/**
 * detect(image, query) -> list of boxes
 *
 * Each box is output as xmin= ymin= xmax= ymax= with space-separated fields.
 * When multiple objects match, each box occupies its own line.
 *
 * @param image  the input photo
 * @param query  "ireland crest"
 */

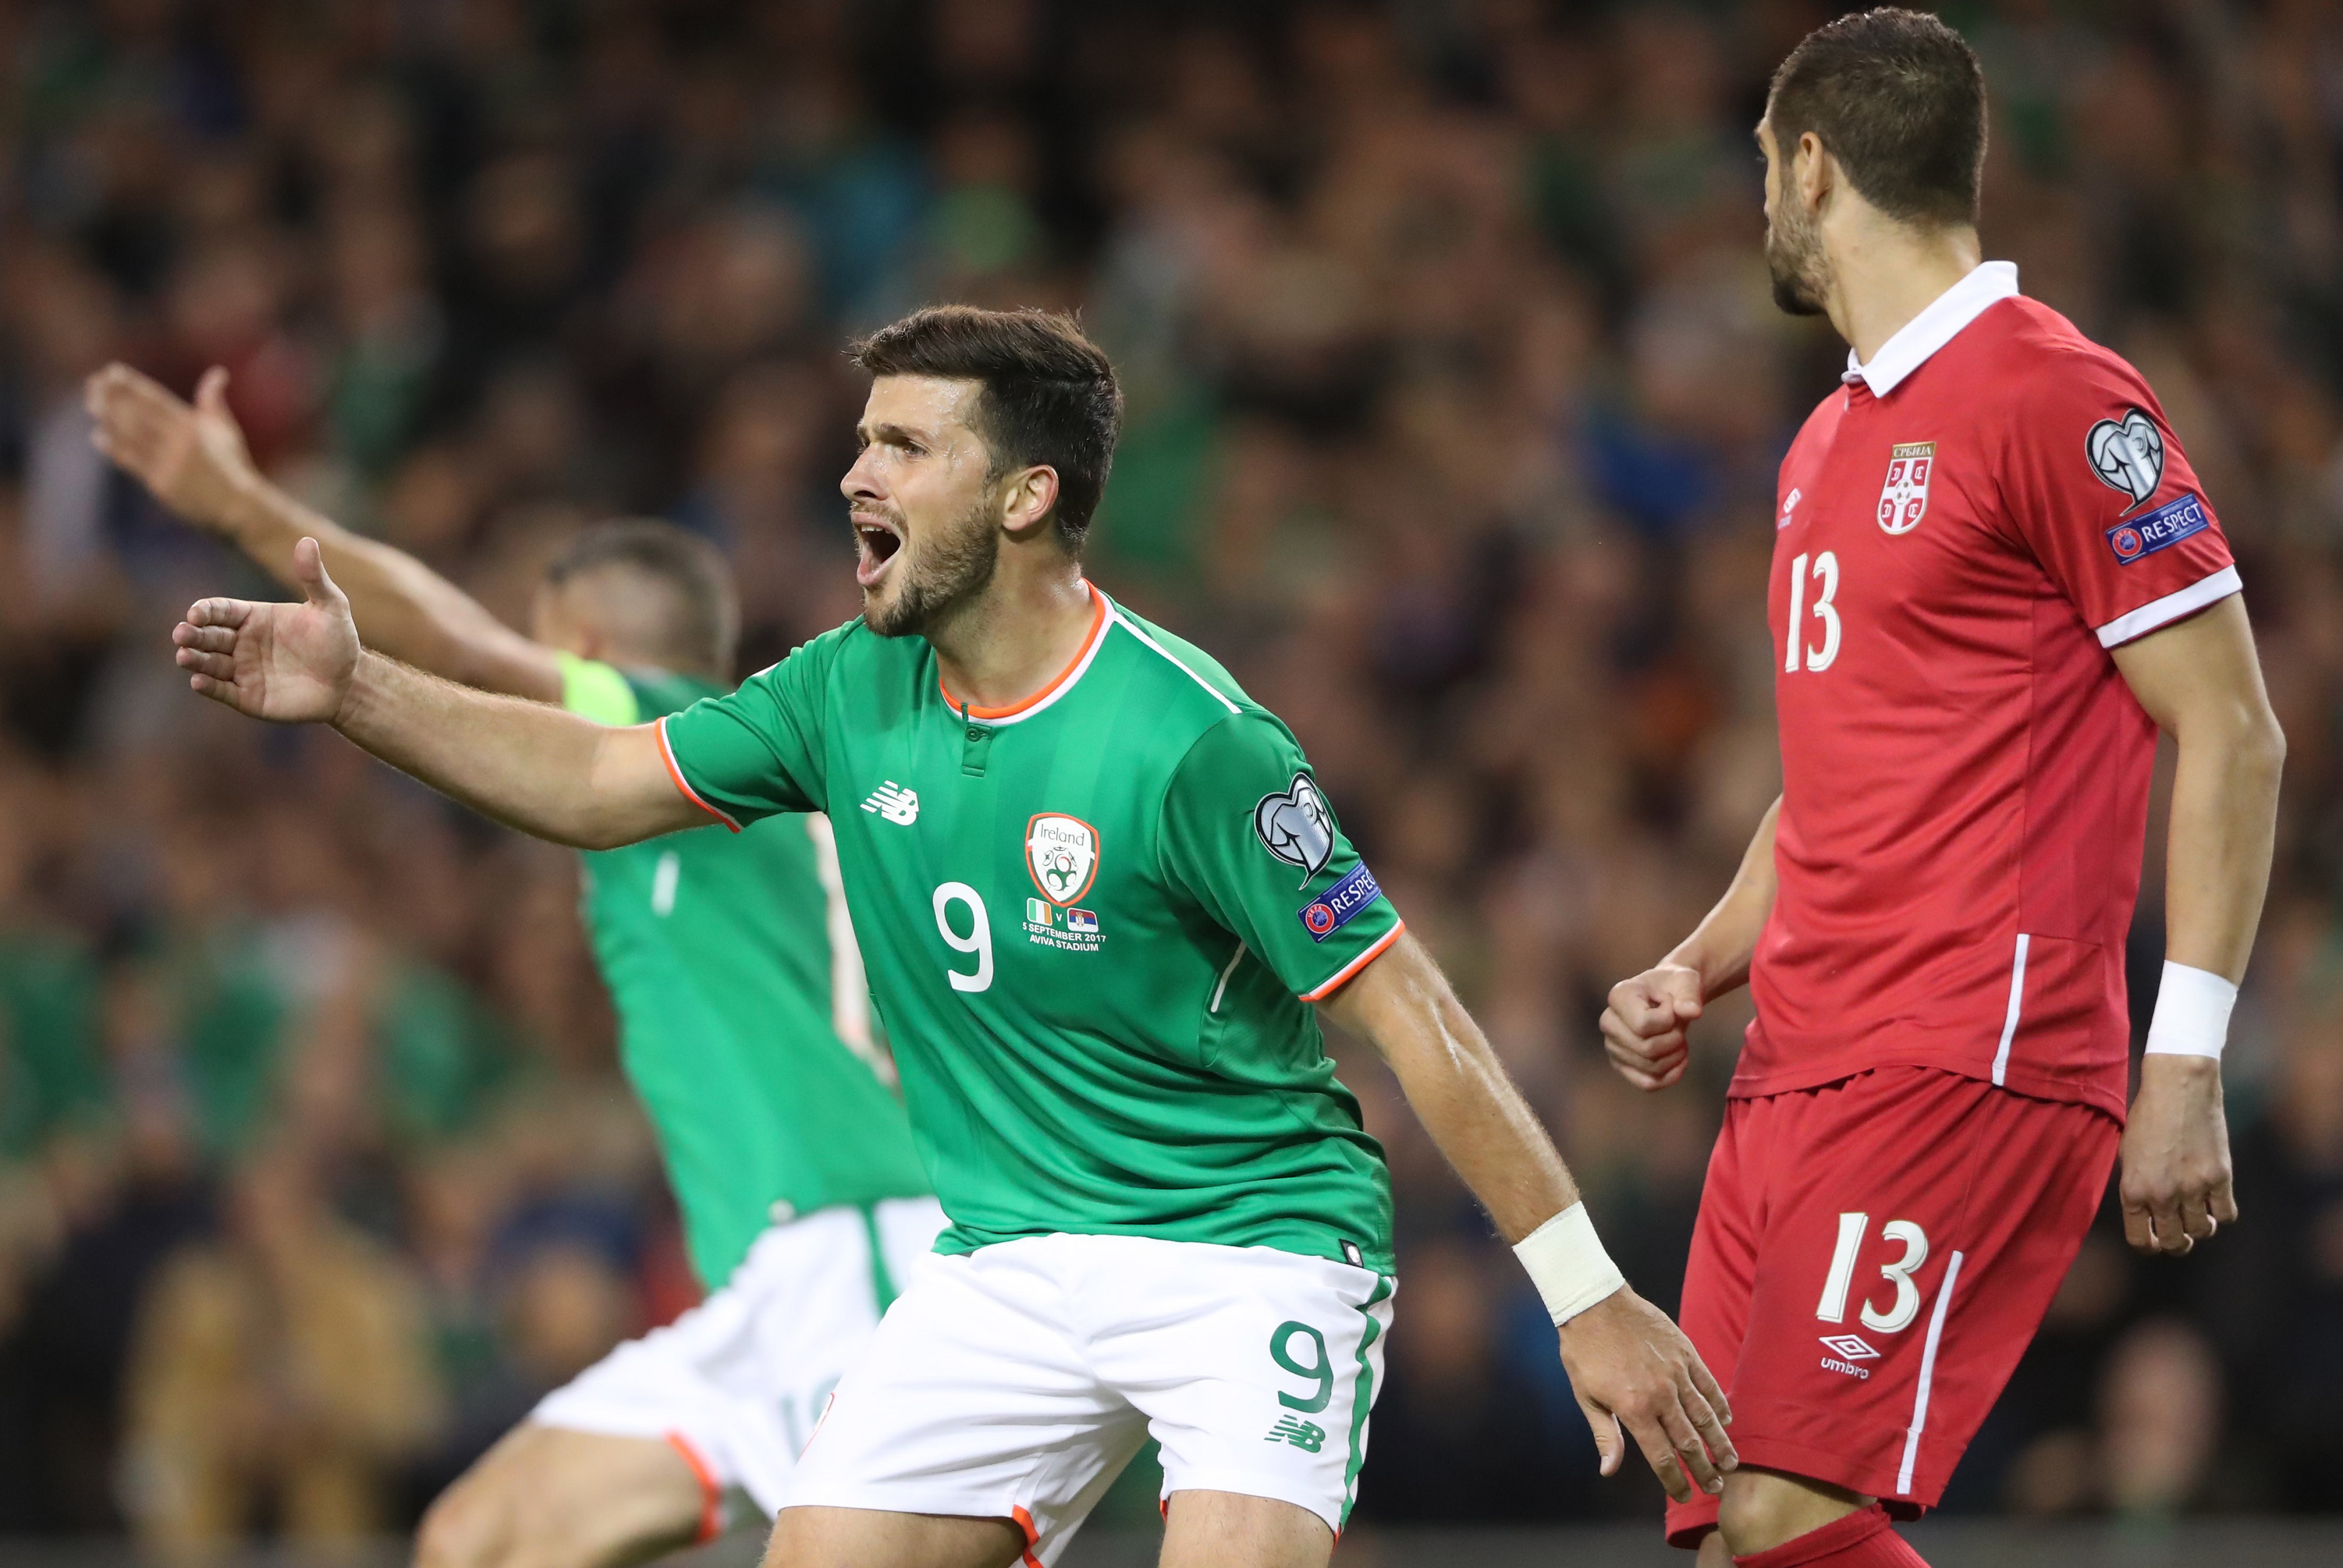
xmin=1026 ymin=814 xmax=1100 ymax=906
xmin=1877 ymin=442 xmax=1935 ymax=534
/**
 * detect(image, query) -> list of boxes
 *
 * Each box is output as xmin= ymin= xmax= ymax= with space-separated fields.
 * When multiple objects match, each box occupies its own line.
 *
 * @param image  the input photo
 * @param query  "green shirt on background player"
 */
xmin=658 ymin=586 xmax=1398 ymax=1271
xmin=560 ymin=655 xmax=926 ymax=1286
xmin=88 ymin=359 xmax=940 ymax=1567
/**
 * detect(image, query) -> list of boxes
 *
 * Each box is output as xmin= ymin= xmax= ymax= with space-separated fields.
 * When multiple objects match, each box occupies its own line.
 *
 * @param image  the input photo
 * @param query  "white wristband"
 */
xmin=1513 ymin=1202 xmax=1627 ymax=1326
xmin=2142 ymin=961 xmax=2237 ymax=1061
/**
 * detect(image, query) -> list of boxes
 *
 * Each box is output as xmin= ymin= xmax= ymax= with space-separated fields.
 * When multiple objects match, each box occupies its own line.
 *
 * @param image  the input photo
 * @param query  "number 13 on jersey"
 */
xmin=1784 ymin=550 xmax=1841 ymax=674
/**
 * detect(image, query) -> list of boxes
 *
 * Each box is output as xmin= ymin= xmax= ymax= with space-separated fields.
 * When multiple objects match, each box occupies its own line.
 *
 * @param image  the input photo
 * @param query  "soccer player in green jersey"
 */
xmin=153 ymin=308 xmax=1736 ymax=1568
xmin=87 ymin=365 xmax=943 ymax=1568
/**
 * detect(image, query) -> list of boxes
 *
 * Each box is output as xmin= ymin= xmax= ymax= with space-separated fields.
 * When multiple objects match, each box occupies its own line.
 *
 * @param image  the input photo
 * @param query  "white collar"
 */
xmin=1842 ymin=261 xmax=2020 ymax=397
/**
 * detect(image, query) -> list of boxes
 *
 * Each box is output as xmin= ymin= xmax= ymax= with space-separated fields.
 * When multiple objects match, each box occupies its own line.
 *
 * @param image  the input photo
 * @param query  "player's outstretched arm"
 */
xmin=2109 ymin=595 xmax=2285 ymax=1255
xmin=89 ymin=363 xmax=561 ymax=702
xmin=1600 ymin=796 xmax=1780 ymax=1091
xmin=1320 ymin=933 xmax=1736 ymax=1502
xmin=173 ymin=539 xmax=699 ymax=849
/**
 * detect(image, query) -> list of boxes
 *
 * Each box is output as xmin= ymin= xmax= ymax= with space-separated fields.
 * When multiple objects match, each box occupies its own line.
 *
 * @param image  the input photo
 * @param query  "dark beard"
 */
xmin=863 ymin=500 xmax=1000 ymax=638
xmin=1766 ymin=213 xmax=1827 ymax=318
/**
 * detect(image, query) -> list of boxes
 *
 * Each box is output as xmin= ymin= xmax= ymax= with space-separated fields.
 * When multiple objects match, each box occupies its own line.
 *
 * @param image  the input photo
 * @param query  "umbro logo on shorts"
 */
xmin=1819 ymin=1333 xmax=1878 ymax=1379
xmin=861 ymin=781 xmax=919 ymax=825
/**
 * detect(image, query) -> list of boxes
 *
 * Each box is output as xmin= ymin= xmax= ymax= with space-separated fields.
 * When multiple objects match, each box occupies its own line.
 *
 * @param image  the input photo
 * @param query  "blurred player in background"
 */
xmin=1600 ymin=11 xmax=2285 ymax=1567
xmin=156 ymin=305 xmax=1736 ymax=1568
xmin=86 ymin=364 xmax=943 ymax=1568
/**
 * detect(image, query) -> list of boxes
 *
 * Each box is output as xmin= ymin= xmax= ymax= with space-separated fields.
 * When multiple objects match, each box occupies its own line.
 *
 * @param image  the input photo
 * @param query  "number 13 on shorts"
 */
xmin=1817 ymin=1213 xmax=1931 ymax=1335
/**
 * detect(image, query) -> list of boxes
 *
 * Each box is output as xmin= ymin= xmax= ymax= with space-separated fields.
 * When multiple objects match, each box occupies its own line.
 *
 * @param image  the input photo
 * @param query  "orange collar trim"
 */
xmin=939 ymin=583 xmax=1108 ymax=722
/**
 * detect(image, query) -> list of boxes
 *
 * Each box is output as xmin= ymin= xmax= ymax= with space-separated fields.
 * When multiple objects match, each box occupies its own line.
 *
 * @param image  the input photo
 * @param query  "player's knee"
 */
xmin=1716 ymin=1470 xmax=1868 ymax=1557
xmin=415 ymin=1482 xmax=504 ymax=1568
xmin=416 ymin=1470 xmax=579 ymax=1568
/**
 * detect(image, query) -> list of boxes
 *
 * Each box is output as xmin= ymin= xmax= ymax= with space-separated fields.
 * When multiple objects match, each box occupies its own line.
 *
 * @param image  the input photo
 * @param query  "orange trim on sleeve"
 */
xmin=654 ymin=716 xmax=742 ymax=832
xmin=1299 ymin=921 xmax=1405 ymax=1003
xmin=1011 ymin=1505 xmax=1045 ymax=1568
xmin=663 ymin=1430 xmax=725 ymax=1544
xmin=940 ymin=584 xmax=1107 ymax=719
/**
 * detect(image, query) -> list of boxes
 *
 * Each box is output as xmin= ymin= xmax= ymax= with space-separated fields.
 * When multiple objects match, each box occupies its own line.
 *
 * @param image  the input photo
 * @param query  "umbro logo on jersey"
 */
xmin=1254 ymin=773 xmax=1335 ymax=888
xmin=1876 ymin=443 xmax=1934 ymax=535
xmin=1779 ymin=488 xmax=1801 ymax=530
xmin=2088 ymin=407 xmax=2165 ymax=508
xmin=861 ymin=782 xmax=919 ymax=825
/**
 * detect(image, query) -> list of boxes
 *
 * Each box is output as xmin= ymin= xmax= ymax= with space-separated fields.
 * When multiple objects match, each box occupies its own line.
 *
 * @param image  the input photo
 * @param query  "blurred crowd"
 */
xmin=3 ymin=0 xmax=2343 ymax=1552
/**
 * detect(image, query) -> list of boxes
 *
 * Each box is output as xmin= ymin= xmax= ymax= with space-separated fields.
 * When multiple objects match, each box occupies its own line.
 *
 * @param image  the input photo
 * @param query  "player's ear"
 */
xmin=1796 ymin=130 xmax=1831 ymax=213
xmin=999 ymin=465 xmax=1062 ymax=543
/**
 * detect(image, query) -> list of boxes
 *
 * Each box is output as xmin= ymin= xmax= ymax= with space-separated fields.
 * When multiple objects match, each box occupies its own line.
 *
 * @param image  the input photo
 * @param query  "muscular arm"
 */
xmin=335 ymin=653 xmax=698 ymax=848
xmin=171 ymin=539 xmax=699 ymax=849
xmin=2108 ymin=594 xmax=2284 ymax=1253
xmin=89 ymin=363 xmax=561 ymax=701
xmin=1600 ymin=797 xmax=1780 ymax=1091
xmin=2110 ymin=595 xmax=2284 ymax=984
xmin=1320 ymin=934 xmax=1736 ymax=1500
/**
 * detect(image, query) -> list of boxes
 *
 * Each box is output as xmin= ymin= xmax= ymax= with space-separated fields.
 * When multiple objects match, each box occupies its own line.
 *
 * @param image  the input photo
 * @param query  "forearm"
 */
xmin=2162 ymin=722 xmax=2283 ymax=983
xmin=332 ymin=650 xmax=681 ymax=848
xmin=220 ymin=480 xmax=557 ymax=699
xmin=1329 ymin=937 xmax=1577 ymax=1239
xmin=1662 ymin=796 xmax=1781 ymax=998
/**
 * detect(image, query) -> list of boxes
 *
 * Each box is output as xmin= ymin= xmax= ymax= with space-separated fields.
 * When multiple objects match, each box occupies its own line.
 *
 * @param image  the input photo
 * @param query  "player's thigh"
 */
xmin=416 ymin=1423 xmax=704 ymax=1568
xmin=786 ymin=1245 xmax=1142 ymax=1562
xmin=1158 ymin=1490 xmax=1333 ymax=1568
xmin=1665 ymin=1101 xmax=1769 ymax=1549
xmin=1730 ymin=1069 xmax=2119 ymax=1504
xmin=761 ymin=1505 xmax=1029 ymax=1568
xmin=1087 ymin=1240 xmax=1394 ymax=1539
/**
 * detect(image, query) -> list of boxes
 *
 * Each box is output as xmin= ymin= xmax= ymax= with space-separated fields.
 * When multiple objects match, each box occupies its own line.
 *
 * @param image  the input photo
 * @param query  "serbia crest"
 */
xmin=1025 ymin=813 xmax=1100 ymax=906
xmin=1877 ymin=441 xmax=1936 ymax=535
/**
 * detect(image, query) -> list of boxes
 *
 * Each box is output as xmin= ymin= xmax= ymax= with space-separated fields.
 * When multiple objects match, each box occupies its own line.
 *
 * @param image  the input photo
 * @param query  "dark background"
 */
xmin=3 ymin=0 xmax=2342 ymax=1551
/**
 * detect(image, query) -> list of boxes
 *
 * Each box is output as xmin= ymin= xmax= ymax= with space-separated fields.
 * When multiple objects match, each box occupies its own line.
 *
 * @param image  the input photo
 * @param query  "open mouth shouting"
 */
xmin=853 ymin=511 xmax=905 ymax=588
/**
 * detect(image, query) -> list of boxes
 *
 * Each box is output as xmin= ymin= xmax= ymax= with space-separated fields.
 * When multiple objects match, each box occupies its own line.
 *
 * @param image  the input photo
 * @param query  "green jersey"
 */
xmin=659 ymin=587 xmax=1400 ymax=1272
xmin=561 ymin=657 xmax=930 ymax=1288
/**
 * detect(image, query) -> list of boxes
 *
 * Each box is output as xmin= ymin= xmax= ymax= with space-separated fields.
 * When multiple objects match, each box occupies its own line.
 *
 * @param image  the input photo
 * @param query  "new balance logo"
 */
xmin=861 ymin=782 xmax=918 ymax=825
xmin=1265 ymin=1415 xmax=1325 ymax=1452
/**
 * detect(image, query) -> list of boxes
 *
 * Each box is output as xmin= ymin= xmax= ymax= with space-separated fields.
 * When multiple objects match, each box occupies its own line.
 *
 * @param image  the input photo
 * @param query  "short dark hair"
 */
xmin=544 ymin=519 xmax=739 ymax=679
xmin=1768 ymin=8 xmax=1987 ymax=228
xmin=850 ymin=306 xmax=1124 ymax=550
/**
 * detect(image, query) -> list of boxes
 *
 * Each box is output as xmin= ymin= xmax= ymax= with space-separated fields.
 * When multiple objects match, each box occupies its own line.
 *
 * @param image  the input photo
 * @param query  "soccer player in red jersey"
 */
xmin=1601 ymin=11 xmax=2285 ymax=1567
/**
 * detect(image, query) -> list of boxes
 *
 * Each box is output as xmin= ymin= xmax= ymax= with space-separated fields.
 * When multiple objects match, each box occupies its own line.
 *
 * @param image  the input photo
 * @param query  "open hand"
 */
xmin=87 ymin=363 xmax=259 ymax=533
xmin=1557 ymin=1285 xmax=1736 ymax=1501
xmin=1600 ymin=964 xmax=1704 ymax=1091
xmin=2120 ymin=1055 xmax=2239 ymax=1254
xmin=173 ymin=538 xmax=358 ymax=723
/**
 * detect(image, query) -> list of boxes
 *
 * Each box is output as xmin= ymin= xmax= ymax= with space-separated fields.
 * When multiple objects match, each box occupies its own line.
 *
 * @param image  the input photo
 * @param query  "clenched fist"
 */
xmin=1601 ymin=964 xmax=1705 ymax=1091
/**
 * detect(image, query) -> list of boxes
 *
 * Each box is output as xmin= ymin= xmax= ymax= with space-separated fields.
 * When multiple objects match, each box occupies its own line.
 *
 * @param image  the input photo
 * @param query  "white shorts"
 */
xmin=531 ymin=1195 xmax=947 ymax=1527
xmin=783 ymin=1233 xmax=1396 ymax=1564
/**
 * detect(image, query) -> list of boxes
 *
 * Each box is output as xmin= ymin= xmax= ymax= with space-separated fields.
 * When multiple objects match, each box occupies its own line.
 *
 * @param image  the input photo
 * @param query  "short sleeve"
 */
xmin=556 ymin=654 xmax=641 ymax=726
xmin=1159 ymin=712 xmax=1403 ymax=1002
xmin=2001 ymin=355 xmax=2239 ymax=648
xmin=656 ymin=639 xmax=836 ymax=831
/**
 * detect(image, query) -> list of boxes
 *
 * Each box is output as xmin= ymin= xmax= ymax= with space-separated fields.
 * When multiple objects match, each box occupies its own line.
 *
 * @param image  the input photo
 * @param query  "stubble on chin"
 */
xmin=1766 ymin=218 xmax=1827 ymax=318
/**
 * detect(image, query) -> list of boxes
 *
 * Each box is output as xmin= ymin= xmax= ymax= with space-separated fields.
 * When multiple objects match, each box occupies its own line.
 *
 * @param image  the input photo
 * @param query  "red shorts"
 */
xmin=1664 ymin=1066 xmax=2119 ymax=1549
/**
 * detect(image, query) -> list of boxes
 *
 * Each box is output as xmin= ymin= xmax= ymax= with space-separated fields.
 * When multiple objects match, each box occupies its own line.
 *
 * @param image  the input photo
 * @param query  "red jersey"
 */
xmin=1743 ymin=263 xmax=2240 ymax=1120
